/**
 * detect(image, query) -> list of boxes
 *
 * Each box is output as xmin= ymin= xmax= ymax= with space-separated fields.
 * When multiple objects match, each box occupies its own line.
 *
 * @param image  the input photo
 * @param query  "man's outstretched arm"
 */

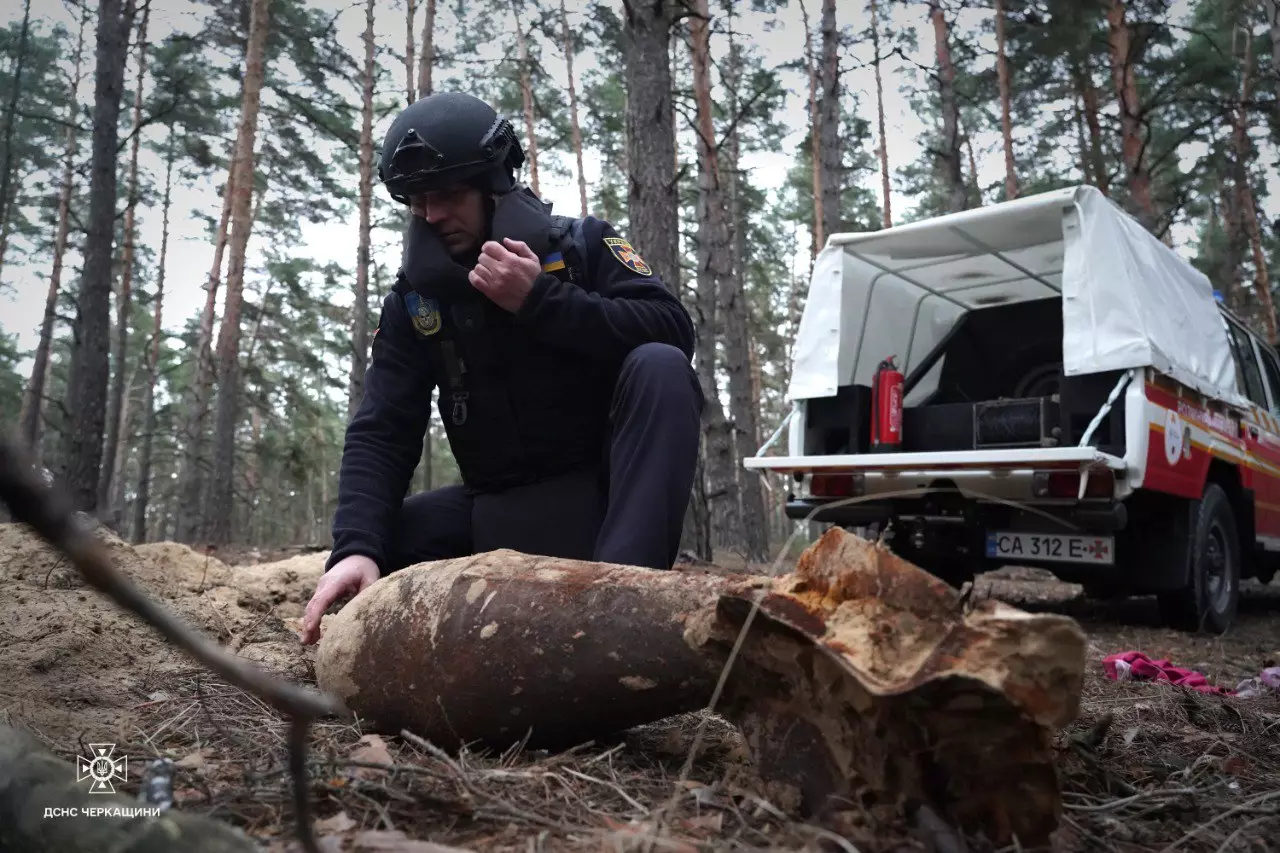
xmin=327 ymin=286 xmax=437 ymax=575
xmin=303 ymin=286 xmax=436 ymax=645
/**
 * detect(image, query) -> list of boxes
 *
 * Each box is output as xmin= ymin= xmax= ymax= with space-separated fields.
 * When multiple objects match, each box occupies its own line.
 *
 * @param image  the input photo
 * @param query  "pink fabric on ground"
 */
xmin=1102 ymin=651 xmax=1234 ymax=696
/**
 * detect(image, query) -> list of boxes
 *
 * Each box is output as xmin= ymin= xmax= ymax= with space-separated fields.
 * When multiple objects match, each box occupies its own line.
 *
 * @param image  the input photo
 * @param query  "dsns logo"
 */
xmin=77 ymin=743 xmax=128 ymax=794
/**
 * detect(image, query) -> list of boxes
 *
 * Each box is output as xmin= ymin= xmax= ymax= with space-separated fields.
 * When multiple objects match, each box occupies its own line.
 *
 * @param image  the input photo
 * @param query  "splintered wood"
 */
xmin=685 ymin=527 xmax=1087 ymax=845
xmin=316 ymin=528 xmax=1085 ymax=846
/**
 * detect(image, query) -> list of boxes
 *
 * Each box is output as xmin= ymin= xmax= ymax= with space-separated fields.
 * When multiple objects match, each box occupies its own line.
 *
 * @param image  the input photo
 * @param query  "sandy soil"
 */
xmin=0 ymin=523 xmax=324 ymax=750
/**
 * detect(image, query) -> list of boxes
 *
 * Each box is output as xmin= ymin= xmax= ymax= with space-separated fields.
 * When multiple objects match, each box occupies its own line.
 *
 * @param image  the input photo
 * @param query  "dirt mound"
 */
xmin=0 ymin=522 xmax=324 ymax=752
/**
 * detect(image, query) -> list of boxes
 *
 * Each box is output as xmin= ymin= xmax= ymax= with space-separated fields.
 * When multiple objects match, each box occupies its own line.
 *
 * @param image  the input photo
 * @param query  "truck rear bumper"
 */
xmin=784 ymin=496 xmax=1129 ymax=533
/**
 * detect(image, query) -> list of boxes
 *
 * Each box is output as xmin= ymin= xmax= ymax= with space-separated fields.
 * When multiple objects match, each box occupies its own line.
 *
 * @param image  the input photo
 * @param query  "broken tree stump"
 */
xmin=315 ymin=550 xmax=731 ymax=750
xmin=0 ymin=725 xmax=256 ymax=852
xmin=684 ymin=527 xmax=1087 ymax=846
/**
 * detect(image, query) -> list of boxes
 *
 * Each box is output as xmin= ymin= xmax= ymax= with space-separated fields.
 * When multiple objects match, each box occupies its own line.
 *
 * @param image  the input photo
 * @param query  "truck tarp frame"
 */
xmin=786 ymin=185 xmax=1246 ymax=410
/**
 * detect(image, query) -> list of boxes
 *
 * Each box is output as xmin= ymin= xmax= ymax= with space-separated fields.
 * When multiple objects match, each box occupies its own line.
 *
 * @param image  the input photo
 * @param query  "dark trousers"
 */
xmin=387 ymin=343 xmax=704 ymax=571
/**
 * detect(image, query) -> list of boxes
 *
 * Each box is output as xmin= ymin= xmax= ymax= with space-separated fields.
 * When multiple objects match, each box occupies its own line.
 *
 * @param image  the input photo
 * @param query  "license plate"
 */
xmin=985 ymin=531 xmax=1115 ymax=565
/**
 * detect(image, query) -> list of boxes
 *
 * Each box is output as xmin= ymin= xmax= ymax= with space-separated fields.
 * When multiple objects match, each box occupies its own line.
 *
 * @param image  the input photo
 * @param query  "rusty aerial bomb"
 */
xmin=314 ymin=549 xmax=736 ymax=751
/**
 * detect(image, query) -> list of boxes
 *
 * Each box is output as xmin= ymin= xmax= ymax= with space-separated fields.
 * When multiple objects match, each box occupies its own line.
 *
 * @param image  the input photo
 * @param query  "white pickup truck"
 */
xmin=748 ymin=185 xmax=1280 ymax=634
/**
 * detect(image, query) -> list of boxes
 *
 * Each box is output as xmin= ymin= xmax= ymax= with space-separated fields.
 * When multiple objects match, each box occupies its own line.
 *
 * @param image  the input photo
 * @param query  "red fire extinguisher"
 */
xmin=870 ymin=356 xmax=904 ymax=452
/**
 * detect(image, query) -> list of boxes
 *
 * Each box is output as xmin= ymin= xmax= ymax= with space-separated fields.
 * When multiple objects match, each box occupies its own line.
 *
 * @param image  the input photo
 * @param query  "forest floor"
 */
xmin=1 ymin=522 xmax=1278 ymax=852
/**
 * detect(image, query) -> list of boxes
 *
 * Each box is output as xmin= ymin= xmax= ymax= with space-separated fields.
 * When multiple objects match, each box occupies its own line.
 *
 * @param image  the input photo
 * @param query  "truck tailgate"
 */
xmin=743 ymin=446 xmax=1127 ymax=474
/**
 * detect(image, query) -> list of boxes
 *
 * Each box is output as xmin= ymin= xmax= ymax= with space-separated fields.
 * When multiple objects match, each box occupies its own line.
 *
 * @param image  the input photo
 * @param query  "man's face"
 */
xmin=409 ymin=184 xmax=485 ymax=256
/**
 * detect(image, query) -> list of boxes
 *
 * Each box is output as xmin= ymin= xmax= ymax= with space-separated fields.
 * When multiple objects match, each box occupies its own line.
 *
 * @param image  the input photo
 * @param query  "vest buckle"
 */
xmin=451 ymin=392 xmax=469 ymax=426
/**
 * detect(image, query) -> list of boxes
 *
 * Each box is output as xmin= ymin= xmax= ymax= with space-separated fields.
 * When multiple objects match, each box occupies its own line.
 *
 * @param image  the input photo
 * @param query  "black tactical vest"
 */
xmin=395 ymin=214 xmax=612 ymax=493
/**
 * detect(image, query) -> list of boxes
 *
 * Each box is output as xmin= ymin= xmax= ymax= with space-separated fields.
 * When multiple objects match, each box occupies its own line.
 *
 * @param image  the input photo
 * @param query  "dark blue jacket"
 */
xmin=326 ymin=213 xmax=694 ymax=575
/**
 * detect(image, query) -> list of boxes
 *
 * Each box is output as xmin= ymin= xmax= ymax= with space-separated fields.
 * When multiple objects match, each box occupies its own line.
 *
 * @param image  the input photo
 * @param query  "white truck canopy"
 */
xmin=787 ymin=185 xmax=1246 ymax=409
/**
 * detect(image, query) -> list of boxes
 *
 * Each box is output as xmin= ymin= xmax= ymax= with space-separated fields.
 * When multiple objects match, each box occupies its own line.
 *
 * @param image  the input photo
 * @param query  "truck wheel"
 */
xmin=1157 ymin=483 xmax=1240 ymax=634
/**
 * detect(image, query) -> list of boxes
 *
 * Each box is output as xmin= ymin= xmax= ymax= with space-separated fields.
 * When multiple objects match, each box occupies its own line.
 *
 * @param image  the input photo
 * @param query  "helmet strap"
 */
xmin=482 ymin=193 xmax=497 ymax=241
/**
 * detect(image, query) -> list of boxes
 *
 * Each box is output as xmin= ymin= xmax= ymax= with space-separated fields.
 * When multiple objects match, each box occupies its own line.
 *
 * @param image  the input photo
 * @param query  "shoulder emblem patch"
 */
xmin=403 ymin=291 xmax=442 ymax=337
xmin=604 ymin=237 xmax=652 ymax=277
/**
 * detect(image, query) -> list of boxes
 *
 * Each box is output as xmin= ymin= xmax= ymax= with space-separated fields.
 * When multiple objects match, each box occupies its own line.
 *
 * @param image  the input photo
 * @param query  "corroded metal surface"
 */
xmin=685 ymin=527 xmax=1087 ymax=846
xmin=315 ymin=550 xmax=731 ymax=751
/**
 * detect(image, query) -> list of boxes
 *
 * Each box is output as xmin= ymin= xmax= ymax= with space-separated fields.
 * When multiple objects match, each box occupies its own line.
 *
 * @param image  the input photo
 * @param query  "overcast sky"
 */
xmin=1 ymin=0 xmax=1275 ymax=379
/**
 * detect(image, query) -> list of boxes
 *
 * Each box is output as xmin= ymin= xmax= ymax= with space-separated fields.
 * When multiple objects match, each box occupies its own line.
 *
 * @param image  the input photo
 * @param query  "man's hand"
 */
xmin=300 ymin=554 xmax=380 ymax=645
xmin=469 ymin=238 xmax=542 ymax=313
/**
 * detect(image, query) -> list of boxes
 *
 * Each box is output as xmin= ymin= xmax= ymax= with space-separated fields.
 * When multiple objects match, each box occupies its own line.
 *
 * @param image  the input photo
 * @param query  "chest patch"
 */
xmin=404 ymin=291 xmax=442 ymax=337
xmin=604 ymin=237 xmax=652 ymax=277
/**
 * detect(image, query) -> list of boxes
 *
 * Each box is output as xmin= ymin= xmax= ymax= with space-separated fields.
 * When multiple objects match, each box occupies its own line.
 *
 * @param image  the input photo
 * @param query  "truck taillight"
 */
xmin=1032 ymin=470 xmax=1114 ymax=499
xmin=810 ymin=472 xmax=865 ymax=498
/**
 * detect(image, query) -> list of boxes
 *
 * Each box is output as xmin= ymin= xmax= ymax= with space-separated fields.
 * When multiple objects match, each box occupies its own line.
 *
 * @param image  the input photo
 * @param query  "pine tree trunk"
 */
xmin=1074 ymin=60 xmax=1110 ymax=195
xmin=1266 ymin=1 xmax=1280 ymax=110
xmin=964 ymin=123 xmax=980 ymax=202
xmin=319 ymin=432 xmax=329 ymax=543
xmin=242 ymin=283 xmax=274 ymax=371
xmin=724 ymin=7 xmax=768 ymax=563
xmin=748 ymin=342 xmax=764 ymax=453
xmin=690 ymin=0 xmax=745 ymax=557
xmin=1232 ymin=26 xmax=1276 ymax=343
xmin=411 ymin=0 xmax=436 ymax=474
xmin=207 ymin=0 xmax=272 ymax=545
xmin=784 ymin=224 xmax=806 ymax=372
xmin=1073 ymin=95 xmax=1091 ymax=184
xmin=623 ymin=0 xmax=678 ymax=296
xmin=513 ymin=6 xmax=539 ymax=196
xmin=1219 ymin=181 xmax=1247 ymax=314
xmin=108 ymin=362 xmax=143 ymax=520
xmin=404 ymin=0 xmax=416 ymax=103
xmin=350 ymin=0 xmax=375 ymax=420
xmin=420 ymin=425 xmax=433 ymax=492
xmin=994 ymin=0 xmax=1016 ymax=200
xmin=19 ymin=5 xmax=86 ymax=456
xmin=870 ymin=0 xmax=891 ymax=228
xmin=417 ymin=0 xmax=435 ymax=99
xmin=930 ymin=1 xmax=965 ymax=214
xmin=818 ymin=0 xmax=840 ymax=241
xmin=132 ymin=128 xmax=175 ymax=544
xmin=798 ymin=0 xmax=823 ymax=254
xmin=59 ymin=0 xmax=136 ymax=513
xmin=247 ymin=407 xmax=262 ymax=543
xmin=0 ymin=0 xmax=32 ymax=286
xmin=239 ymin=277 xmax=274 ymax=543
xmin=1106 ymin=0 xmax=1155 ymax=228
xmin=101 ymin=1 xmax=150 ymax=515
xmin=0 ymin=188 xmax=14 ymax=286
xmin=175 ymin=141 xmax=237 ymax=542
xmin=625 ymin=0 xmax=698 ymax=556
xmin=561 ymin=0 xmax=588 ymax=218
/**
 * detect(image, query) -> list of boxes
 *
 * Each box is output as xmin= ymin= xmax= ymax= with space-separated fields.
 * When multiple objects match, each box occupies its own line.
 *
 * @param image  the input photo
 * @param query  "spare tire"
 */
xmin=1014 ymin=361 xmax=1063 ymax=399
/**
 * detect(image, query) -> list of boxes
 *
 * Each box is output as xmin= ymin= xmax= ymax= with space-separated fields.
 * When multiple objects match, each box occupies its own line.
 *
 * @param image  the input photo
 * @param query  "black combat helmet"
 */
xmin=378 ymin=92 xmax=525 ymax=203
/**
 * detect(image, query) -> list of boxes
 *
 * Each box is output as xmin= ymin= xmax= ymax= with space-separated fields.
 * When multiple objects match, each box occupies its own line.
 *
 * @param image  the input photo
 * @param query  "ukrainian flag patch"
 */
xmin=541 ymin=251 xmax=566 ymax=273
